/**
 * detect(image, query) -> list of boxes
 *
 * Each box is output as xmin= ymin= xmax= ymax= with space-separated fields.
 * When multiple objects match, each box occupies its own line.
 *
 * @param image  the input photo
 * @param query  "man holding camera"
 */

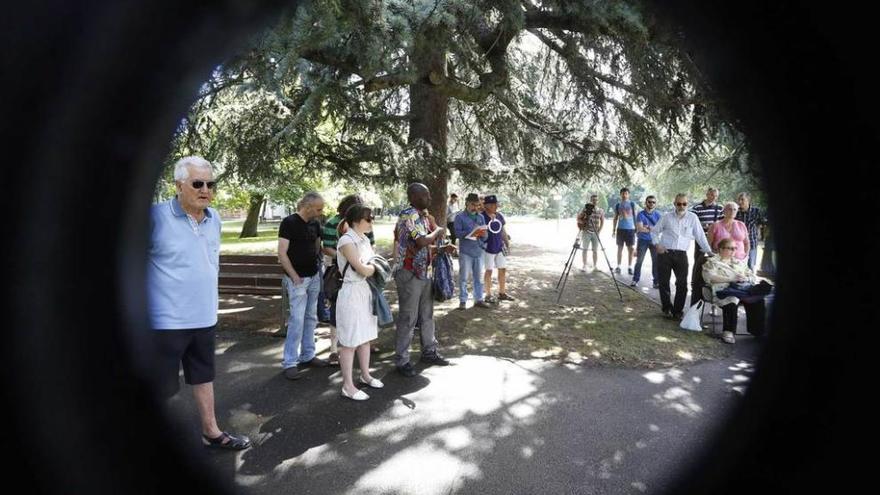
xmin=576 ymin=194 xmax=604 ymax=271
xmin=481 ymin=195 xmax=513 ymax=302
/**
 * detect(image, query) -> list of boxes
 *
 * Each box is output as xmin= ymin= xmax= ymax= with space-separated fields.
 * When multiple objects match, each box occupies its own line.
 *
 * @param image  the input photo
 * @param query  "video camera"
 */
xmin=582 ymin=203 xmax=595 ymax=216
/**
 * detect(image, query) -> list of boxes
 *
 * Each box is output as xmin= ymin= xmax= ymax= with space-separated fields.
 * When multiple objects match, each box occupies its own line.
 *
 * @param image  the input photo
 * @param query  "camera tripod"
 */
xmin=555 ymin=217 xmax=623 ymax=304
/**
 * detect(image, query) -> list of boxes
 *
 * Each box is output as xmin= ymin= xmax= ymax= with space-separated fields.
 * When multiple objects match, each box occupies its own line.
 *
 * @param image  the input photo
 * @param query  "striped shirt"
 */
xmin=691 ymin=201 xmax=723 ymax=233
xmin=735 ymin=206 xmax=763 ymax=251
xmin=322 ymin=214 xmax=375 ymax=248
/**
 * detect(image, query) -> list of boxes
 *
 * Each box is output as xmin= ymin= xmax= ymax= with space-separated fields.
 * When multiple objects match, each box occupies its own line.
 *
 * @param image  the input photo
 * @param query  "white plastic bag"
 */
xmin=680 ymin=300 xmax=704 ymax=332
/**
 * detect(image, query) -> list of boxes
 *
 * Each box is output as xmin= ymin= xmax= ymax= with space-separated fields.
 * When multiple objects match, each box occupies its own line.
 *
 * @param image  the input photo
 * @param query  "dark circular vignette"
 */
xmin=0 ymin=1 xmax=873 ymax=493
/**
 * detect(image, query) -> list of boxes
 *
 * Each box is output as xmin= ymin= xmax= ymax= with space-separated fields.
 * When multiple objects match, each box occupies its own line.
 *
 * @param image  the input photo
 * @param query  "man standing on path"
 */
xmin=690 ymin=187 xmax=723 ymax=306
xmin=576 ymin=194 xmax=604 ymax=271
xmin=446 ymin=193 xmax=460 ymax=245
xmin=632 ymin=195 xmax=661 ymax=288
xmin=651 ymin=193 xmax=715 ymax=319
xmin=454 ymin=193 xmax=490 ymax=310
xmin=393 ymin=183 xmax=454 ymax=377
xmin=735 ymin=192 xmax=764 ymax=270
xmin=612 ymin=188 xmax=638 ymax=275
xmin=481 ymin=195 xmax=514 ymax=303
xmin=278 ymin=192 xmax=330 ymax=380
xmin=147 ymin=156 xmax=250 ymax=450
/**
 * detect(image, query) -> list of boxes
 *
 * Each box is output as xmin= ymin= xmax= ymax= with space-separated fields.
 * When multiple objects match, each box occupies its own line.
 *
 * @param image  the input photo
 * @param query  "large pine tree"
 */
xmin=177 ymin=0 xmax=743 ymax=224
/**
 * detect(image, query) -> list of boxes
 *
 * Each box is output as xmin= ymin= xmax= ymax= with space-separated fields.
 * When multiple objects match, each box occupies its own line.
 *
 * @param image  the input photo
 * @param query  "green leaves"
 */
xmin=168 ymin=0 xmax=747 ymax=200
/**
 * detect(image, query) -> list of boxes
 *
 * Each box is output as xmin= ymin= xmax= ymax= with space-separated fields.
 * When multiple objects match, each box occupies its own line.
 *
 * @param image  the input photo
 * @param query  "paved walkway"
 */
xmin=166 ymin=236 xmax=764 ymax=494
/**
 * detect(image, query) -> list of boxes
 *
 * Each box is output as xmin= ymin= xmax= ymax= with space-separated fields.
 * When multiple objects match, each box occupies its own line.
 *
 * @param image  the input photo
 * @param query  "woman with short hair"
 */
xmin=335 ymin=205 xmax=384 ymax=400
xmin=708 ymin=201 xmax=750 ymax=262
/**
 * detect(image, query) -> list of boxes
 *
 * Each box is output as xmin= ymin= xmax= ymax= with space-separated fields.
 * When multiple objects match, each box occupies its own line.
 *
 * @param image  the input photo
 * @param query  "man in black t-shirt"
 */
xmin=278 ymin=191 xmax=330 ymax=380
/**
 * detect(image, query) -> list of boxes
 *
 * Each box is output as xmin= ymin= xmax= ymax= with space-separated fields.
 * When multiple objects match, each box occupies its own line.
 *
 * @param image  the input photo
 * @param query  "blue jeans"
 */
xmin=282 ymin=274 xmax=321 ymax=369
xmin=316 ymin=265 xmax=331 ymax=322
xmin=633 ymin=238 xmax=657 ymax=283
xmin=747 ymin=247 xmax=758 ymax=270
xmin=458 ymin=252 xmax=484 ymax=303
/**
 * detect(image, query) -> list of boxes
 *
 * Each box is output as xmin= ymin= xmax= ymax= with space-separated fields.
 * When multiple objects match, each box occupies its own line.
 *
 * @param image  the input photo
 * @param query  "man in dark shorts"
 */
xmin=612 ymin=187 xmax=638 ymax=275
xmin=147 ymin=156 xmax=250 ymax=450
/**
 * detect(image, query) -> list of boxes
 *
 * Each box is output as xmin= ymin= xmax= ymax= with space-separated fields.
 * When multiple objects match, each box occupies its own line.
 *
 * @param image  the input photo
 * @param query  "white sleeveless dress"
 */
xmin=335 ymin=230 xmax=378 ymax=347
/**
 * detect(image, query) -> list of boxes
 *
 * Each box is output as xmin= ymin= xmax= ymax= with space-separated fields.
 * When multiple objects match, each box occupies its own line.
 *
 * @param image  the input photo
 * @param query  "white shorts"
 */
xmin=483 ymin=251 xmax=507 ymax=270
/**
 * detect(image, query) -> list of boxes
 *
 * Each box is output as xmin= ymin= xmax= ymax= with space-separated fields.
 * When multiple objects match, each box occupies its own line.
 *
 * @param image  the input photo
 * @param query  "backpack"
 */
xmin=322 ymin=260 xmax=350 ymax=302
xmin=432 ymin=246 xmax=455 ymax=302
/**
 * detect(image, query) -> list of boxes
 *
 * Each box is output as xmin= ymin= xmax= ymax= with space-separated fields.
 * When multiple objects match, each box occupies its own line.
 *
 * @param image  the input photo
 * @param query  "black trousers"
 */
xmin=690 ymin=246 xmax=708 ymax=306
xmin=658 ymin=250 xmax=689 ymax=315
xmin=447 ymin=221 xmax=457 ymax=244
xmin=721 ymin=300 xmax=766 ymax=335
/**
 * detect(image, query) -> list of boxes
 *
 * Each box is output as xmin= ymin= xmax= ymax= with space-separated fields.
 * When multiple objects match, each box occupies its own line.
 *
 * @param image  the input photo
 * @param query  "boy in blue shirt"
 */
xmin=612 ymin=187 xmax=638 ymax=274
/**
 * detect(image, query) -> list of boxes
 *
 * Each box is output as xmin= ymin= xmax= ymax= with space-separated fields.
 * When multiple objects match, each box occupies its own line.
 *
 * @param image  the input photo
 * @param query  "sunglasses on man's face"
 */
xmin=190 ymin=180 xmax=216 ymax=190
xmin=646 ymin=201 xmax=656 ymax=204
xmin=675 ymin=202 xmax=688 ymax=206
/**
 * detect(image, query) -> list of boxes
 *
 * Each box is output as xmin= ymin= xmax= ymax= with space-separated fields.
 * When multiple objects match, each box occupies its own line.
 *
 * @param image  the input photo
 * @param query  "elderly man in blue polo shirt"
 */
xmin=651 ymin=193 xmax=715 ymax=320
xmin=147 ymin=156 xmax=250 ymax=450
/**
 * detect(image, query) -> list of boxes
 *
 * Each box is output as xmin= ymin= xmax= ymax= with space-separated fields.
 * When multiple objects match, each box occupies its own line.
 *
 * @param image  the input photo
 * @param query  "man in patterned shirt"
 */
xmin=735 ymin=192 xmax=764 ymax=270
xmin=393 ymin=183 xmax=455 ymax=377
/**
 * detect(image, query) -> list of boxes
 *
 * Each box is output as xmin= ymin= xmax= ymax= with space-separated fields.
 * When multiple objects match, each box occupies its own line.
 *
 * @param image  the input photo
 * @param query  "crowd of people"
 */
xmin=146 ymin=155 xmax=772 ymax=452
xmin=576 ymin=186 xmax=772 ymax=345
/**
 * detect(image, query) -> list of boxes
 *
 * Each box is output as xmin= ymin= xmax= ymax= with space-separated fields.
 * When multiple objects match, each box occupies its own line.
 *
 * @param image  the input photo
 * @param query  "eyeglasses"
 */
xmin=190 ymin=180 xmax=216 ymax=190
xmin=675 ymin=202 xmax=688 ymax=206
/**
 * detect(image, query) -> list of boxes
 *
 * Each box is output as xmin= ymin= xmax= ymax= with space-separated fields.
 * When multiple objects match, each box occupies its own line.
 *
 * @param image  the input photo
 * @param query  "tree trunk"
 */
xmin=240 ymin=192 xmax=265 ymax=238
xmin=408 ymin=34 xmax=450 ymax=226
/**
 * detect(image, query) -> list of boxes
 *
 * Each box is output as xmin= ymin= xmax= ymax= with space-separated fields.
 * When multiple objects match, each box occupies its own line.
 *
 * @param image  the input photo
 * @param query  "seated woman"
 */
xmin=702 ymin=238 xmax=771 ymax=344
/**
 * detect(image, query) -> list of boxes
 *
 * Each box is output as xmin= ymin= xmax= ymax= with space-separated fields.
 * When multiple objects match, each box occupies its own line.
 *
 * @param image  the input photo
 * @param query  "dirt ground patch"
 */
xmin=217 ymin=244 xmax=731 ymax=369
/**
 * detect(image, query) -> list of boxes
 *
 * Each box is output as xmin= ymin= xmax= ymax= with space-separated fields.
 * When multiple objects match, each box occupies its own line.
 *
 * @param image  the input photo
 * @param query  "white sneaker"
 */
xmin=721 ymin=331 xmax=736 ymax=344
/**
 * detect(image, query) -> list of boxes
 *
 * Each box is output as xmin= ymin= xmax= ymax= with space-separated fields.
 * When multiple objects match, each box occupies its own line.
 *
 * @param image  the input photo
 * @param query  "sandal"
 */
xmin=202 ymin=431 xmax=252 ymax=450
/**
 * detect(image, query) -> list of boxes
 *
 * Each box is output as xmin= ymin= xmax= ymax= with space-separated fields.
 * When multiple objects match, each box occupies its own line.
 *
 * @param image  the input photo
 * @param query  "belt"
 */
xmin=665 ymin=248 xmax=686 ymax=253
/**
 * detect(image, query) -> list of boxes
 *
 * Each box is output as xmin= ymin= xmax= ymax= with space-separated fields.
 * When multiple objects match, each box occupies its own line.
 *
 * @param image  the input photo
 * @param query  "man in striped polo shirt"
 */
xmin=690 ymin=187 xmax=723 ymax=306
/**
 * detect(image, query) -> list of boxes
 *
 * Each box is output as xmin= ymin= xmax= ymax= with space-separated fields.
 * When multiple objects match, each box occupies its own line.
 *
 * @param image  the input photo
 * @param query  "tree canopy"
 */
xmin=168 ymin=0 xmax=751 ymax=224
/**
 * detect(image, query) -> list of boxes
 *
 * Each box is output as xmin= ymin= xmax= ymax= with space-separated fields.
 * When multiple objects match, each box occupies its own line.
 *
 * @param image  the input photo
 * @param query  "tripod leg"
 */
xmin=557 ymin=248 xmax=576 ymax=304
xmin=556 ymin=242 xmax=578 ymax=290
xmin=595 ymin=231 xmax=624 ymax=301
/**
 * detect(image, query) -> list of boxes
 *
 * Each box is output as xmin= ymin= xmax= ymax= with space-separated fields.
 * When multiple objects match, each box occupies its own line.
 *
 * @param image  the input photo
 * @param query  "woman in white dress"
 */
xmin=336 ymin=205 xmax=384 ymax=400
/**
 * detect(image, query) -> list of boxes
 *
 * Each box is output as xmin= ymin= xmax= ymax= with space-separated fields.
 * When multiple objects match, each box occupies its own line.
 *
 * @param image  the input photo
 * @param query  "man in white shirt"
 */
xmin=651 ymin=193 xmax=715 ymax=319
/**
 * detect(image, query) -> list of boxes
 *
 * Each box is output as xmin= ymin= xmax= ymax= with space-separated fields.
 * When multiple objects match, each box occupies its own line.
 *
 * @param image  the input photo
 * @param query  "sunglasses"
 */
xmin=646 ymin=201 xmax=656 ymax=204
xmin=190 ymin=180 xmax=217 ymax=190
xmin=675 ymin=202 xmax=688 ymax=206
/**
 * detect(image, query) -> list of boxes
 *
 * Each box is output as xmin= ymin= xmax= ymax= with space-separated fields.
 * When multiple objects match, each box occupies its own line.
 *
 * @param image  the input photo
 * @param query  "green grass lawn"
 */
xmin=220 ymin=218 xmax=396 ymax=255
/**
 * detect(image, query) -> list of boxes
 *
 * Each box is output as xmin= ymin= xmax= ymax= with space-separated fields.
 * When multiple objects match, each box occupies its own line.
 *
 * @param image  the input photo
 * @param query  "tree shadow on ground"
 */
xmin=164 ymin=338 xmax=758 ymax=494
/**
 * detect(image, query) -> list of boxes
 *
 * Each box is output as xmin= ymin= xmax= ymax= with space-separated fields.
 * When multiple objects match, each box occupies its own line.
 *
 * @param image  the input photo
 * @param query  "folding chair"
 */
xmin=700 ymin=284 xmax=726 ymax=334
